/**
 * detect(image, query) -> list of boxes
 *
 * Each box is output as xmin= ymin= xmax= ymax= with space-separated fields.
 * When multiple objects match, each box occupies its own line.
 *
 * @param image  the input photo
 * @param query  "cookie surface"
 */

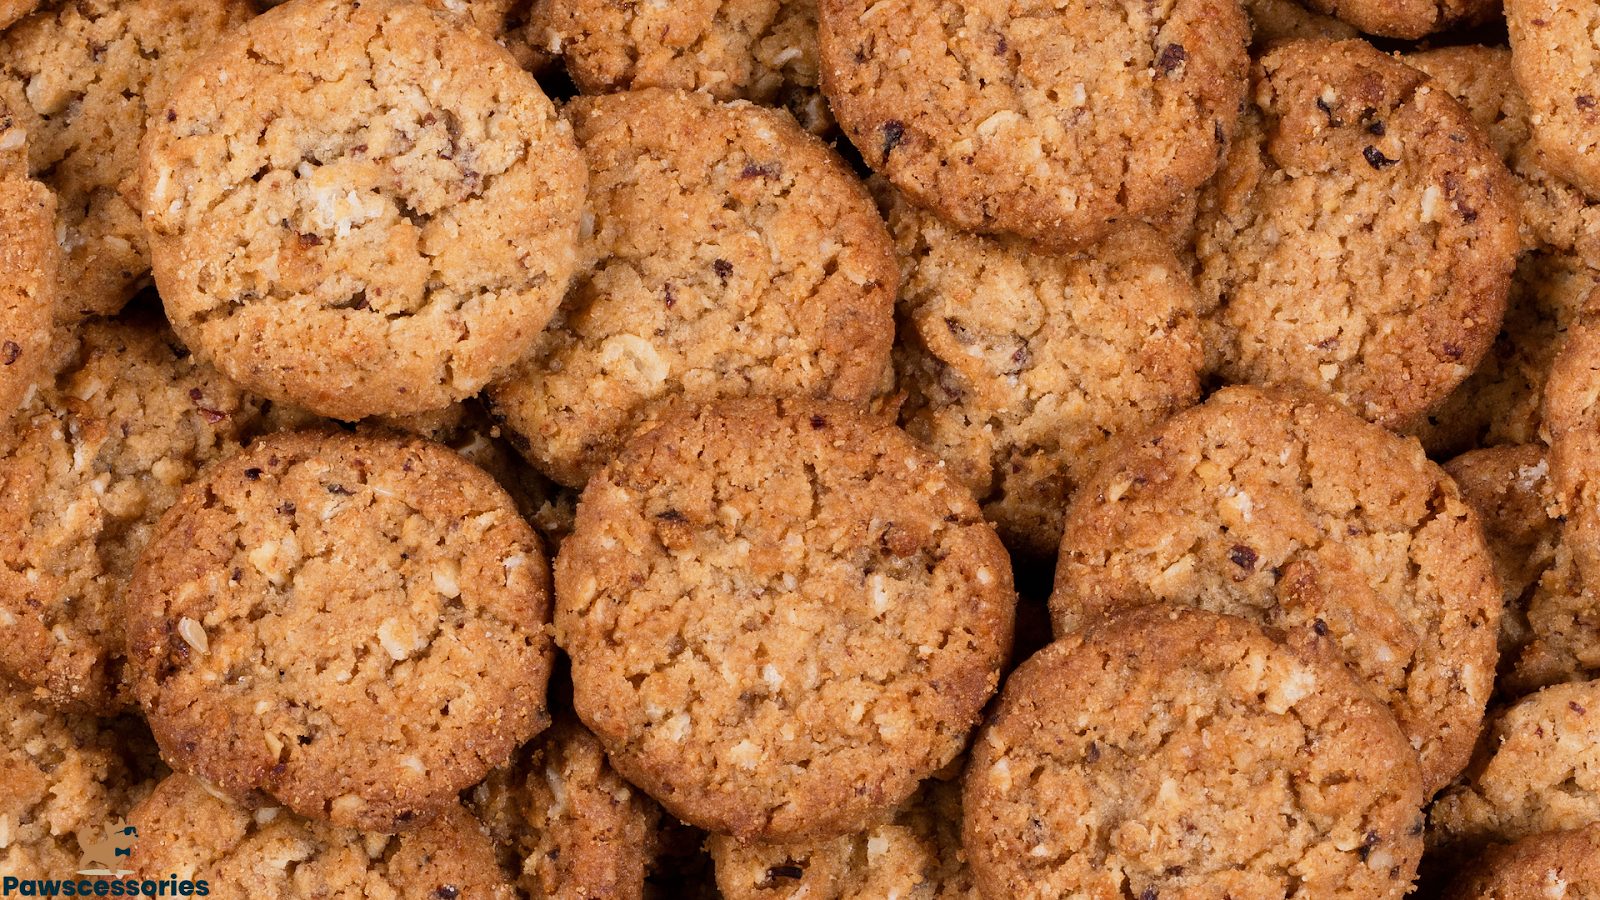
xmin=141 ymin=0 xmax=585 ymax=421
xmin=884 ymin=188 xmax=1201 ymax=558
xmin=1050 ymin=385 xmax=1501 ymax=797
xmin=555 ymin=397 xmax=1014 ymax=842
xmin=489 ymin=89 xmax=895 ymax=489
xmin=1195 ymin=39 xmax=1519 ymax=431
xmin=818 ymin=0 xmax=1248 ymax=251
xmin=0 ymin=113 xmax=56 ymax=426
xmin=127 ymin=429 xmax=555 ymax=832
xmin=964 ymin=606 xmax=1425 ymax=900
xmin=1441 ymin=823 xmax=1600 ymax=900
xmin=0 ymin=313 xmax=263 ymax=713
xmin=1508 ymin=0 xmax=1600 ymax=202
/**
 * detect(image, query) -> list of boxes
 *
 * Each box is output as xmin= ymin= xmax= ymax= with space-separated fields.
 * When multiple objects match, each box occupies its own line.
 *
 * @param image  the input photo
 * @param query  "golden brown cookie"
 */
xmin=965 ymin=606 xmax=1426 ymax=900
xmin=1508 ymin=0 xmax=1600 ymax=202
xmin=126 ymin=429 xmax=555 ymax=833
xmin=141 ymin=0 xmax=586 ymax=421
xmin=818 ymin=0 xmax=1249 ymax=251
xmin=488 ymin=89 xmax=895 ymax=489
xmin=130 ymin=774 xmax=515 ymax=899
xmin=555 ymin=397 xmax=1014 ymax=843
xmin=1195 ymin=39 xmax=1520 ymax=431
xmin=1507 ymin=539 xmax=1600 ymax=695
xmin=1544 ymin=293 xmax=1600 ymax=599
xmin=0 ymin=109 xmax=55 ymax=427
xmin=0 ymin=0 xmax=254 ymax=321
xmin=1050 ymin=385 xmax=1502 ymax=797
xmin=882 ymin=186 xmax=1202 ymax=558
xmin=1441 ymin=823 xmax=1600 ymax=900
xmin=0 ymin=313 xmax=263 ymax=714
xmin=1241 ymin=0 xmax=1357 ymax=48
xmin=1298 ymin=0 xmax=1496 ymax=39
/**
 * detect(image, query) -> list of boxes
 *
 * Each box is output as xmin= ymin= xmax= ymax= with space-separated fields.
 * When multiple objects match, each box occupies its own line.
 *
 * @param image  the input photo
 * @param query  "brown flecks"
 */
xmin=713 ymin=258 xmax=733 ymax=282
xmin=1085 ymin=741 xmax=1100 ymax=762
xmin=1367 ymin=120 xmax=1386 ymax=136
xmin=810 ymin=414 xmax=827 ymax=430
xmin=326 ymin=484 xmax=353 ymax=495
xmin=739 ymin=161 xmax=781 ymax=180
xmin=166 ymin=109 xmax=177 ymax=122
xmin=1532 ymin=16 xmax=1548 ymax=24
xmin=271 ymin=763 xmax=287 ymax=776
xmin=1363 ymin=146 xmax=1398 ymax=170
xmin=1229 ymin=544 xmax=1258 ymax=571
xmin=189 ymin=388 xmax=205 ymax=401
xmin=278 ymin=502 xmax=296 ymax=516
xmin=1317 ymin=97 xmax=1339 ymax=126
xmin=299 ymin=233 xmax=323 ymax=248
xmin=1318 ymin=337 xmax=1339 ymax=351
xmin=1 ymin=341 xmax=18 ymax=365
xmin=1155 ymin=43 xmax=1187 ymax=75
xmin=199 ymin=408 xmax=225 ymax=424
xmin=1140 ymin=887 xmax=1158 ymax=900
xmin=882 ymin=120 xmax=906 ymax=156
xmin=761 ymin=865 xmax=805 ymax=887
xmin=663 ymin=283 xmax=676 ymax=309
xmin=1571 ymin=700 xmax=1588 ymax=715
xmin=1579 ymin=96 xmax=1597 ymax=110
xmin=245 ymin=468 xmax=263 ymax=480
xmin=1313 ymin=618 xmax=1328 ymax=636
xmin=432 ymin=888 xmax=459 ymax=900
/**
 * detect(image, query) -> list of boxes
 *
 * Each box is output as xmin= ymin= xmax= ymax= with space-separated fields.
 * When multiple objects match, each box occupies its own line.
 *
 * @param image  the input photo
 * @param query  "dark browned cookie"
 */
xmin=1051 ymin=385 xmax=1502 ymax=798
xmin=965 ymin=606 xmax=1425 ymax=900
xmin=818 ymin=0 xmax=1249 ymax=251
xmin=1195 ymin=39 xmax=1519 ymax=431
xmin=1441 ymin=823 xmax=1600 ymax=900
xmin=126 ymin=429 xmax=555 ymax=832
xmin=556 ymin=397 xmax=1014 ymax=843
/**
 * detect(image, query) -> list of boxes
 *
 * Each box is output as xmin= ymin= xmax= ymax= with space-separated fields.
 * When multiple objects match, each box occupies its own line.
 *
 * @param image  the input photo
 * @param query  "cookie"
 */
xmin=555 ymin=397 xmax=1014 ymax=842
xmin=488 ymin=89 xmax=896 ymax=489
xmin=126 ymin=428 xmax=555 ymax=832
xmin=1297 ymin=0 xmax=1495 ymax=39
xmin=0 ymin=109 xmax=56 ymax=427
xmin=1543 ymin=294 xmax=1600 ymax=598
xmin=1508 ymin=540 xmax=1600 ymax=695
xmin=883 ymin=186 xmax=1202 ymax=558
xmin=0 ymin=313 xmax=263 ymax=714
xmin=1508 ymin=0 xmax=1600 ymax=202
xmin=141 ymin=0 xmax=586 ymax=421
xmin=0 ymin=0 xmax=254 ymax=321
xmin=1050 ymin=385 xmax=1502 ymax=797
xmin=964 ymin=606 xmax=1425 ymax=900
xmin=1440 ymin=823 xmax=1600 ymax=900
xmin=0 ymin=0 xmax=38 ymax=30
xmin=1194 ymin=39 xmax=1520 ymax=431
xmin=130 ymin=774 xmax=515 ymax=899
xmin=1241 ymin=0 xmax=1357 ymax=49
xmin=818 ymin=0 xmax=1249 ymax=251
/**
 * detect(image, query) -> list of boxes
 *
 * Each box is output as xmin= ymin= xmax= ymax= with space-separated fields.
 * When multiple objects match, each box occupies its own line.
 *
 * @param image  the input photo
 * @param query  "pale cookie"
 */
xmin=1441 ymin=823 xmax=1600 ymax=900
xmin=0 ymin=0 xmax=254 ymax=321
xmin=555 ymin=397 xmax=1014 ymax=843
xmin=141 ymin=0 xmax=586 ymax=421
xmin=818 ymin=0 xmax=1249 ymax=251
xmin=488 ymin=89 xmax=895 ymax=489
xmin=883 ymin=186 xmax=1201 ymax=558
xmin=1195 ymin=39 xmax=1519 ymax=431
xmin=126 ymin=429 xmax=555 ymax=832
xmin=0 ymin=313 xmax=263 ymax=714
xmin=0 ymin=108 xmax=55 ymax=427
xmin=130 ymin=774 xmax=515 ymax=900
xmin=1508 ymin=0 xmax=1600 ymax=202
xmin=965 ymin=606 xmax=1426 ymax=900
xmin=1050 ymin=385 xmax=1502 ymax=797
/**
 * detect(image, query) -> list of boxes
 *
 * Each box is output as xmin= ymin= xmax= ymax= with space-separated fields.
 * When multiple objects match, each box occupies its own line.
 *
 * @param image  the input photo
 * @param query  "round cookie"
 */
xmin=1194 ymin=39 xmax=1520 ymax=431
xmin=0 ymin=0 xmax=254 ymax=321
xmin=964 ymin=606 xmax=1426 ymax=900
xmin=0 ymin=313 xmax=264 ymax=714
xmin=1441 ymin=823 xmax=1600 ymax=900
xmin=140 ymin=0 xmax=586 ymax=421
xmin=0 ymin=109 xmax=56 ymax=427
xmin=818 ymin=0 xmax=1249 ymax=252
xmin=555 ymin=397 xmax=1015 ymax=843
xmin=1543 ymin=294 xmax=1600 ymax=596
xmin=1508 ymin=0 xmax=1600 ymax=203
xmin=1241 ymin=0 xmax=1357 ymax=49
xmin=1050 ymin=385 xmax=1502 ymax=797
xmin=129 ymin=774 xmax=515 ymax=900
xmin=488 ymin=89 xmax=895 ymax=489
xmin=126 ymin=429 xmax=555 ymax=833
xmin=1297 ymin=0 xmax=1495 ymax=40
xmin=883 ymin=186 xmax=1202 ymax=558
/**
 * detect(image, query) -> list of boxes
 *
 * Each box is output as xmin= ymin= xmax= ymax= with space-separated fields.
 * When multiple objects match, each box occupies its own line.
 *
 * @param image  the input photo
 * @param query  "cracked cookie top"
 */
xmin=126 ymin=429 xmax=555 ymax=833
xmin=139 ymin=0 xmax=585 ymax=421
xmin=965 ymin=607 xmax=1425 ymax=900
xmin=818 ymin=0 xmax=1249 ymax=251
xmin=554 ymin=397 xmax=1014 ymax=843
xmin=1050 ymin=385 xmax=1501 ymax=797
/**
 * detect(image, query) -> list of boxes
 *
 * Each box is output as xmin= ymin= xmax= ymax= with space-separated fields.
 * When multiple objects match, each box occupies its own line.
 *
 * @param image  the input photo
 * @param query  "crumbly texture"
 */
xmin=126 ymin=429 xmax=555 ymax=833
xmin=0 ymin=314 xmax=263 ymax=714
xmin=130 ymin=774 xmax=515 ymax=900
xmin=1297 ymin=0 xmax=1496 ymax=39
xmin=1240 ymin=0 xmax=1356 ymax=49
xmin=1544 ymin=294 xmax=1600 ymax=606
xmin=0 ymin=0 xmax=254 ymax=321
xmin=488 ymin=89 xmax=896 ymax=489
xmin=0 ymin=111 xmax=56 ymax=426
xmin=883 ymin=187 xmax=1201 ymax=558
xmin=1507 ymin=0 xmax=1600 ymax=202
xmin=1429 ymin=681 xmax=1600 ymax=862
xmin=818 ymin=0 xmax=1249 ymax=251
xmin=965 ymin=606 xmax=1426 ymax=900
xmin=0 ymin=681 xmax=165 ymax=879
xmin=710 ymin=766 xmax=977 ymax=900
xmin=1195 ymin=39 xmax=1519 ymax=431
xmin=466 ymin=714 xmax=662 ymax=900
xmin=1050 ymin=385 xmax=1502 ymax=798
xmin=555 ymin=397 xmax=1015 ymax=843
xmin=1441 ymin=823 xmax=1600 ymax=900
xmin=0 ymin=0 xmax=38 ymax=30
xmin=141 ymin=0 xmax=586 ymax=421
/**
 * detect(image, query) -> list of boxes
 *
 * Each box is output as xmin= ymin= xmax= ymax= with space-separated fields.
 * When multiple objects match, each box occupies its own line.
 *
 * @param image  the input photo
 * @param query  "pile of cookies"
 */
xmin=2 ymin=0 xmax=1600 ymax=896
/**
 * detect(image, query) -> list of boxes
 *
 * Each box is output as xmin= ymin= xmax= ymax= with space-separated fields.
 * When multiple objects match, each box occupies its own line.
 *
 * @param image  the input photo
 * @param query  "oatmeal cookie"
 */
xmin=0 ymin=313 xmax=262 ymax=713
xmin=555 ymin=397 xmax=1014 ymax=842
xmin=1195 ymin=40 xmax=1519 ymax=431
xmin=1050 ymin=385 xmax=1502 ymax=797
xmin=818 ymin=0 xmax=1249 ymax=251
xmin=141 ymin=0 xmax=586 ymax=421
xmin=0 ymin=110 xmax=55 ymax=427
xmin=0 ymin=0 xmax=254 ymax=321
xmin=965 ymin=606 xmax=1425 ymax=900
xmin=126 ymin=429 xmax=555 ymax=833
xmin=1507 ymin=0 xmax=1600 ymax=202
xmin=488 ymin=89 xmax=895 ymax=489
xmin=883 ymin=187 xmax=1201 ymax=558
xmin=1241 ymin=0 xmax=1357 ymax=48
xmin=1440 ymin=823 xmax=1600 ymax=900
